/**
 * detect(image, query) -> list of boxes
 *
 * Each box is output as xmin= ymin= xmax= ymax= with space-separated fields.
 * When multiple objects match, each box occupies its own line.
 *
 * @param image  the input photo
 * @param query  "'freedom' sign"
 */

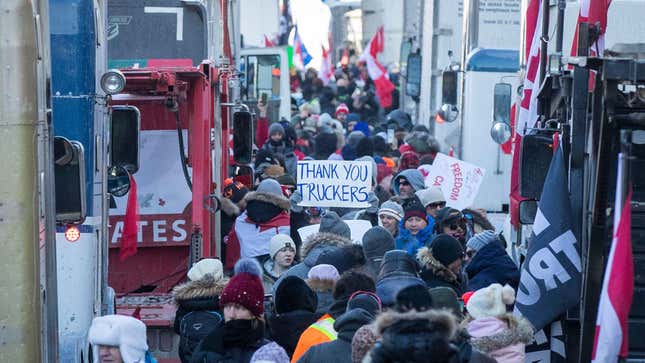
xmin=297 ymin=160 xmax=372 ymax=208
xmin=424 ymin=153 xmax=486 ymax=211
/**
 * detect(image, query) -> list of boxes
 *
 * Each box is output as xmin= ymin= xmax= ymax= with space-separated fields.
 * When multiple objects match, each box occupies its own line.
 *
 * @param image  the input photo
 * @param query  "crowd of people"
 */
xmin=87 ymin=64 xmax=531 ymax=363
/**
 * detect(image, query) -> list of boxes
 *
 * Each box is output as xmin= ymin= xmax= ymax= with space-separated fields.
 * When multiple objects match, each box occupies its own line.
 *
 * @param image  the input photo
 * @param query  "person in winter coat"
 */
xmin=225 ymin=179 xmax=291 ymax=270
xmin=266 ymin=276 xmax=321 ymax=357
xmin=315 ymin=244 xmax=367 ymax=276
xmin=394 ymin=196 xmax=434 ymax=256
xmin=417 ymin=234 xmax=467 ymax=296
xmin=434 ymin=207 xmax=468 ymax=246
xmin=306 ymin=264 xmax=340 ymax=315
xmin=273 ymin=211 xmax=352 ymax=292
xmin=262 ymin=234 xmax=297 ymax=292
xmin=362 ymin=226 xmax=395 ymax=279
xmin=191 ymin=259 xmax=271 ymax=363
xmin=88 ymin=314 xmax=157 ymax=363
xmin=392 ymin=169 xmax=425 ymax=199
xmin=221 ymin=181 xmax=249 ymax=261
xmin=291 ymin=271 xmax=376 ymax=363
xmin=262 ymin=123 xmax=298 ymax=177
xmin=377 ymin=201 xmax=403 ymax=238
xmin=296 ymin=292 xmax=381 ymax=363
xmin=464 ymin=284 xmax=533 ymax=363
xmin=375 ymin=250 xmax=426 ymax=307
xmin=465 ymin=231 xmax=520 ymax=291
xmin=364 ymin=309 xmax=460 ymax=363
xmin=173 ymin=259 xmax=228 ymax=363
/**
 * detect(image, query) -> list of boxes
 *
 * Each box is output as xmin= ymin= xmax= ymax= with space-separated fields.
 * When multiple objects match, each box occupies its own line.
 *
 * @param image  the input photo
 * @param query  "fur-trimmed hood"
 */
xmin=375 ymin=309 xmax=458 ymax=339
xmin=172 ymin=275 xmax=228 ymax=303
xmin=465 ymin=314 xmax=534 ymax=353
xmin=416 ymin=246 xmax=459 ymax=283
xmin=244 ymin=190 xmax=290 ymax=210
xmin=300 ymin=232 xmax=352 ymax=260
xmin=220 ymin=197 xmax=241 ymax=216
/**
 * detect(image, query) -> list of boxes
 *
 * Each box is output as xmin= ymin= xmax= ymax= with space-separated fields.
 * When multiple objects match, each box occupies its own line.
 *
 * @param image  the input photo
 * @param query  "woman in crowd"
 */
xmin=262 ymin=234 xmax=297 ymax=292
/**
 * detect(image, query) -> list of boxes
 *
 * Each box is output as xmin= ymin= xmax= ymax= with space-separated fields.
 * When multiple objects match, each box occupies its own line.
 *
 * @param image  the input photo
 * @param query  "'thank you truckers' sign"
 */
xmin=297 ymin=160 xmax=372 ymax=208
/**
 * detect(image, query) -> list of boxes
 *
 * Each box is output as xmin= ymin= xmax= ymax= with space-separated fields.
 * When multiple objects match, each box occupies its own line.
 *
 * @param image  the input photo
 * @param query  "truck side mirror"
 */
xmin=54 ymin=136 xmax=86 ymax=224
xmin=110 ymin=106 xmax=140 ymax=173
xmin=519 ymin=199 xmax=538 ymax=224
xmin=436 ymin=70 xmax=459 ymax=123
xmin=490 ymin=83 xmax=513 ymax=144
xmin=107 ymin=166 xmax=131 ymax=197
xmin=233 ymin=110 xmax=254 ymax=165
xmin=519 ymin=132 xmax=554 ymax=199
xmin=406 ymin=52 xmax=422 ymax=99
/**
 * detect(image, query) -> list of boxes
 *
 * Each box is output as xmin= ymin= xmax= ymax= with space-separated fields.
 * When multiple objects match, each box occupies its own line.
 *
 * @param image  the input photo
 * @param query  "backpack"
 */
xmin=178 ymin=310 xmax=223 ymax=363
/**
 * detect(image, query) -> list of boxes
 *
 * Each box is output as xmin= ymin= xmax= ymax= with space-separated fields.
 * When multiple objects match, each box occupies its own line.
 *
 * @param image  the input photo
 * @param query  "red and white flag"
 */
xmin=570 ymin=0 xmax=612 ymax=88
xmin=120 ymin=174 xmax=139 ymax=261
xmin=592 ymin=161 xmax=633 ymax=362
xmin=318 ymin=46 xmax=334 ymax=86
xmin=359 ymin=26 xmax=395 ymax=109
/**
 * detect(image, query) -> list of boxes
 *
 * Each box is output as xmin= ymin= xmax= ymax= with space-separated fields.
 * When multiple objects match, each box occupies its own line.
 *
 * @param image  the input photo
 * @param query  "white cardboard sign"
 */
xmin=297 ymin=160 xmax=372 ymax=208
xmin=424 ymin=153 xmax=486 ymax=211
xmin=297 ymin=220 xmax=373 ymax=244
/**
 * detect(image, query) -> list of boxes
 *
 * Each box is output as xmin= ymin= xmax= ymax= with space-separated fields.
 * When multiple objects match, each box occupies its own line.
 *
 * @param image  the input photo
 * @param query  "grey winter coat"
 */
xmin=296 ymin=308 xmax=374 ymax=363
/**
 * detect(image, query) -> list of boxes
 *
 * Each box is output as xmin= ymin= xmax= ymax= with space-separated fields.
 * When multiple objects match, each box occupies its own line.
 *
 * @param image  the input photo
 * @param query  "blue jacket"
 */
xmin=394 ymin=217 xmax=435 ymax=256
xmin=465 ymin=242 xmax=520 ymax=291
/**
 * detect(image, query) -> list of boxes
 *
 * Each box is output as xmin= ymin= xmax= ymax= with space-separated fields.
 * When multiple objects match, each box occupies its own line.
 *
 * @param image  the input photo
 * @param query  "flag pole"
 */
xmin=616 ymin=130 xmax=632 ymax=223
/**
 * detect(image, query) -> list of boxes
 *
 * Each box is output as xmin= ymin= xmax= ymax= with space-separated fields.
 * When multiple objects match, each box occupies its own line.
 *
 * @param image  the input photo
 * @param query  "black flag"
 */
xmin=515 ymin=146 xmax=582 ymax=331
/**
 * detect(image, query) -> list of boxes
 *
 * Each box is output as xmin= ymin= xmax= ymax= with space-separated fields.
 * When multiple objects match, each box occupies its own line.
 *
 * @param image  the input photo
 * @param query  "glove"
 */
xmin=290 ymin=189 xmax=304 ymax=213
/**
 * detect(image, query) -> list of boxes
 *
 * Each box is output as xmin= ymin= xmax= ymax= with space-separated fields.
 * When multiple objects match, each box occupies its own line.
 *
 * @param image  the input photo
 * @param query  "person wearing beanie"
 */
xmin=392 ymin=169 xmax=425 ymax=199
xmin=221 ymin=182 xmax=250 ymax=261
xmin=377 ymin=201 xmax=403 ymax=238
xmin=335 ymin=103 xmax=350 ymax=122
xmin=429 ymin=287 xmax=463 ymax=319
xmin=262 ymin=122 xmax=298 ymax=177
xmin=298 ymin=291 xmax=381 ymax=363
xmin=395 ymin=196 xmax=434 ymax=257
xmin=395 ymin=284 xmax=433 ymax=312
xmin=465 ymin=231 xmax=520 ymax=292
xmin=88 ymin=314 xmax=155 ymax=363
xmin=273 ymin=211 xmax=352 ymax=293
xmin=250 ymin=342 xmax=290 ymax=363
xmin=398 ymin=150 xmax=420 ymax=171
xmin=291 ymin=271 xmax=375 ymax=363
xmin=464 ymin=284 xmax=533 ymax=363
xmin=434 ymin=207 xmax=468 ymax=245
xmin=266 ymin=276 xmax=321 ymax=357
xmin=306 ymin=264 xmax=340 ymax=315
xmin=415 ymin=187 xmax=446 ymax=218
xmin=172 ymin=258 xmax=228 ymax=363
xmin=262 ymin=234 xmax=297 ymax=291
xmin=361 ymin=226 xmax=395 ymax=279
xmin=225 ymin=179 xmax=291 ymax=270
xmin=417 ymin=234 xmax=467 ymax=296
xmin=351 ymin=324 xmax=379 ymax=363
xmin=192 ymin=259 xmax=271 ymax=363
xmin=375 ymin=250 xmax=426 ymax=307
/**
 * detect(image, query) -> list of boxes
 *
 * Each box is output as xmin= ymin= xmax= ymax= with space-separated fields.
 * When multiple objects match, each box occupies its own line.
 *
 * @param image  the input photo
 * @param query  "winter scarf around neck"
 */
xmin=212 ymin=319 xmax=265 ymax=352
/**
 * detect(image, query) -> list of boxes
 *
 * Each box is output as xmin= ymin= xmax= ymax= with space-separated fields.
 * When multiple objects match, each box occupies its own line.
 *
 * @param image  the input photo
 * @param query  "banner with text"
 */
xmin=297 ymin=160 xmax=372 ymax=208
xmin=424 ymin=153 xmax=486 ymax=211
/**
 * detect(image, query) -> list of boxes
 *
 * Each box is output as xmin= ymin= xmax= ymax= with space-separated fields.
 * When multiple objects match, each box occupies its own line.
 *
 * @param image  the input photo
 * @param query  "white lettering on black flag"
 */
xmin=514 ymin=146 xmax=582 ymax=331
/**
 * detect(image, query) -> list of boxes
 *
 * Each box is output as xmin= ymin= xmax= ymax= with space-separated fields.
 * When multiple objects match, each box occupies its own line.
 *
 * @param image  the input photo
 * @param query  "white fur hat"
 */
xmin=88 ymin=315 xmax=148 ymax=363
xmin=415 ymin=187 xmax=446 ymax=208
xmin=187 ymin=258 xmax=224 ymax=282
xmin=269 ymin=234 xmax=296 ymax=259
xmin=466 ymin=283 xmax=516 ymax=320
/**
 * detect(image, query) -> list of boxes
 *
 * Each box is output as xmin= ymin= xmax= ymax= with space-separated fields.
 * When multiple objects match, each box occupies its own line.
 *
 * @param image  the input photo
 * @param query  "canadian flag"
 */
xmin=359 ymin=26 xmax=395 ymax=109
xmin=592 ymin=162 xmax=633 ymax=363
xmin=571 ymin=0 xmax=612 ymax=88
xmin=318 ymin=46 xmax=334 ymax=86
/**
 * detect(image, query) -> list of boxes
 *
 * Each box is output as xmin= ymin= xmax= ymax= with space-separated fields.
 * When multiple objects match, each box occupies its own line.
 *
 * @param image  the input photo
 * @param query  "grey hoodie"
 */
xmin=392 ymin=169 xmax=425 ymax=196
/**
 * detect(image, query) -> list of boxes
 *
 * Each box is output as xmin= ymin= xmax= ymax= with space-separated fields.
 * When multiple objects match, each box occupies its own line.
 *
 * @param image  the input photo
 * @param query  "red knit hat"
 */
xmin=335 ymin=103 xmax=350 ymax=117
xmin=219 ymin=258 xmax=265 ymax=317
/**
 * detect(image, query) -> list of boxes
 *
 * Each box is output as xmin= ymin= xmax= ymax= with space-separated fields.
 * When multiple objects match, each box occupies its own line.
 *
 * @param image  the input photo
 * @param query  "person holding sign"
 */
xmin=394 ymin=196 xmax=434 ymax=257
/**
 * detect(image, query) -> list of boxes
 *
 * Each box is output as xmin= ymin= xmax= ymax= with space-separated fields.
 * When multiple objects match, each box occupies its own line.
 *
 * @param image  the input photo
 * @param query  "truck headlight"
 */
xmin=100 ymin=69 xmax=126 ymax=95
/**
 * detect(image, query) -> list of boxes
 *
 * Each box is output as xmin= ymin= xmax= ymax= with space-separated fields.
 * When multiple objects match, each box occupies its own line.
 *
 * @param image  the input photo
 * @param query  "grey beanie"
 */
xmin=319 ymin=211 xmax=351 ymax=239
xmin=378 ymin=201 xmax=404 ymax=221
xmin=466 ymin=230 xmax=498 ymax=252
xmin=256 ymin=178 xmax=283 ymax=197
xmin=347 ymin=130 xmax=366 ymax=148
xmin=268 ymin=122 xmax=285 ymax=138
xmin=362 ymin=226 xmax=395 ymax=261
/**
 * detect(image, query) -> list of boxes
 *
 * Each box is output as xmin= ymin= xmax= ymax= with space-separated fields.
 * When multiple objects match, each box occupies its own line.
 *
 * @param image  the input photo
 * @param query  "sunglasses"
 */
xmin=428 ymin=201 xmax=446 ymax=209
xmin=448 ymin=222 xmax=467 ymax=231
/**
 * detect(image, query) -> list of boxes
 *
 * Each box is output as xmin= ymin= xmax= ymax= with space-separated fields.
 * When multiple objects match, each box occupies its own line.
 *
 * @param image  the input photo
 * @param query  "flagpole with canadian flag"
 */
xmin=591 ymin=130 xmax=634 ymax=362
xmin=359 ymin=26 xmax=395 ymax=109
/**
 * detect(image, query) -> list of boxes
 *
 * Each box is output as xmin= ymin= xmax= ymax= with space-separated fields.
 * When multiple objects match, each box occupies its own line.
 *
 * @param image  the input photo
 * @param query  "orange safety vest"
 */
xmin=290 ymin=314 xmax=337 ymax=363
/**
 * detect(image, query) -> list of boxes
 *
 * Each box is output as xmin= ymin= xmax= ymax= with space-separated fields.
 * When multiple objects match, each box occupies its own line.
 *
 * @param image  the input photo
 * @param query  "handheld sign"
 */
xmin=297 ymin=160 xmax=372 ymax=208
xmin=298 ymin=220 xmax=373 ymax=244
xmin=424 ymin=153 xmax=486 ymax=211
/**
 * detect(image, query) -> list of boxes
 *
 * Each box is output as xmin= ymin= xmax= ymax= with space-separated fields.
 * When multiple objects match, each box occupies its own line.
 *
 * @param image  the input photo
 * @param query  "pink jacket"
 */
xmin=466 ymin=315 xmax=533 ymax=363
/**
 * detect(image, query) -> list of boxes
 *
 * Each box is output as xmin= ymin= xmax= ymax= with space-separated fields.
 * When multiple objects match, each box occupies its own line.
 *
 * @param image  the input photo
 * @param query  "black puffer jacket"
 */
xmin=190 ymin=320 xmax=269 ymax=363
xmin=267 ymin=310 xmax=321 ymax=357
xmin=296 ymin=308 xmax=374 ymax=363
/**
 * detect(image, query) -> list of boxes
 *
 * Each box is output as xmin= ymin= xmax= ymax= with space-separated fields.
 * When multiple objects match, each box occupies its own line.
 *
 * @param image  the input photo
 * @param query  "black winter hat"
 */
xmin=314 ymin=132 xmax=338 ymax=160
xmin=333 ymin=271 xmax=376 ymax=300
xmin=402 ymin=196 xmax=427 ymax=223
xmin=274 ymin=276 xmax=318 ymax=314
xmin=430 ymin=234 xmax=464 ymax=267
xmin=255 ymin=149 xmax=276 ymax=166
xmin=316 ymin=245 xmax=366 ymax=274
xmin=377 ymin=250 xmax=419 ymax=280
xmin=362 ymin=226 xmax=395 ymax=262
xmin=356 ymin=137 xmax=375 ymax=158
xmin=372 ymin=135 xmax=388 ymax=155
xmin=395 ymin=284 xmax=433 ymax=312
